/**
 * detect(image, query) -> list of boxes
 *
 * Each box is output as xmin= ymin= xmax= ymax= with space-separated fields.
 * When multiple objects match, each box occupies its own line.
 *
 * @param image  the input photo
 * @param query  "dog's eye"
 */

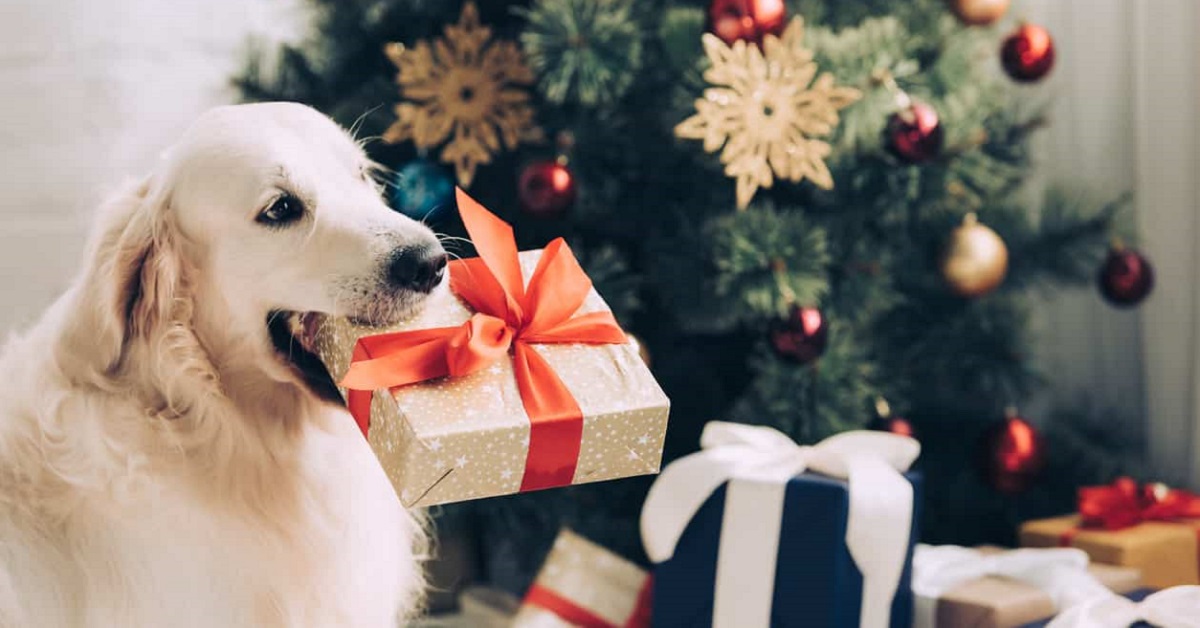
xmin=257 ymin=194 xmax=304 ymax=226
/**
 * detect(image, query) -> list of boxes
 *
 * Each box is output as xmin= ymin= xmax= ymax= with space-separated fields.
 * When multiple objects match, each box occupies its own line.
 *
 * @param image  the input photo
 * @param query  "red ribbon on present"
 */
xmin=523 ymin=577 xmax=653 ymax=628
xmin=340 ymin=188 xmax=628 ymax=492
xmin=1077 ymin=476 xmax=1200 ymax=531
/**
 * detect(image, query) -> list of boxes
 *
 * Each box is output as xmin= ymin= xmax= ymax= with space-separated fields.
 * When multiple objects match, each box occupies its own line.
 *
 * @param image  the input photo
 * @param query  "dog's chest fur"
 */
xmin=1 ymin=403 xmax=412 ymax=628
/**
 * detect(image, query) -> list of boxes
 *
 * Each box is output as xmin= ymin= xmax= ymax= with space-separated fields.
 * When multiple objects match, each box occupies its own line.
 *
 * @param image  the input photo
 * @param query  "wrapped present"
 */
xmin=912 ymin=544 xmax=1143 ymax=628
xmin=512 ymin=529 xmax=652 ymax=628
xmin=1034 ymin=586 xmax=1200 ymax=628
xmin=1020 ymin=477 xmax=1200 ymax=589
xmin=641 ymin=422 xmax=922 ymax=628
xmin=313 ymin=189 xmax=670 ymax=507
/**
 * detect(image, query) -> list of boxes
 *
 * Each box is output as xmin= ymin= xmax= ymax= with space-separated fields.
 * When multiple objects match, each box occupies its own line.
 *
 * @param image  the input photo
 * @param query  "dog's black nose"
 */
xmin=387 ymin=245 xmax=447 ymax=293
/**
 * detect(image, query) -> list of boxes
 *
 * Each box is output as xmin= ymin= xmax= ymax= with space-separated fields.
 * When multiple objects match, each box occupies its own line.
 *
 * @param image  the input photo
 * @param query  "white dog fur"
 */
xmin=0 ymin=102 xmax=445 ymax=627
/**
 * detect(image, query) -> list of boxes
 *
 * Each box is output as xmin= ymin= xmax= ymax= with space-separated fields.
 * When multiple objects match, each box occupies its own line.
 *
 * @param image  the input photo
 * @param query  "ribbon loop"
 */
xmin=640 ymin=422 xmax=919 ymax=628
xmin=1046 ymin=585 xmax=1200 ymax=628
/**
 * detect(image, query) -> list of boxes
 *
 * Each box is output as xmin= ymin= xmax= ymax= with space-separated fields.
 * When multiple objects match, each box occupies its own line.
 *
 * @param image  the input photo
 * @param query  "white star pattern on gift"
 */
xmin=314 ymin=250 xmax=670 ymax=507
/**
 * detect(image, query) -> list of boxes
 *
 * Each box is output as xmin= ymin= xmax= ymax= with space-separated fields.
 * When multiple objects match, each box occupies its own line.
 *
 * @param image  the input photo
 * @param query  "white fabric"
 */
xmin=911 ymin=545 xmax=1113 ymax=628
xmin=1046 ymin=585 xmax=1200 ymax=628
xmin=640 ymin=422 xmax=919 ymax=628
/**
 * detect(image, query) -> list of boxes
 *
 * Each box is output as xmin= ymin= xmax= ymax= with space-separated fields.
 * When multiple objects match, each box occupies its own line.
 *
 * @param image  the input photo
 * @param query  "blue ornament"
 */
xmin=388 ymin=160 xmax=455 ymax=223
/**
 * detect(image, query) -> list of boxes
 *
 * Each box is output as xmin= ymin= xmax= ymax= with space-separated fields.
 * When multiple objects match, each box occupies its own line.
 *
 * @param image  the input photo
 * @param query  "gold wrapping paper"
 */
xmin=512 ymin=529 xmax=650 ymax=628
xmin=1020 ymin=514 xmax=1200 ymax=589
xmin=313 ymin=250 xmax=670 ymax=508
xmin=928 ymin=546 xmax=1143 ymax=628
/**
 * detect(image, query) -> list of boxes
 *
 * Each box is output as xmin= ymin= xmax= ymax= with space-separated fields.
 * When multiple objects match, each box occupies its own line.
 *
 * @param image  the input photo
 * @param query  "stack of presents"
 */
xmin=314 ymin=190 xmax=1200 ymax=627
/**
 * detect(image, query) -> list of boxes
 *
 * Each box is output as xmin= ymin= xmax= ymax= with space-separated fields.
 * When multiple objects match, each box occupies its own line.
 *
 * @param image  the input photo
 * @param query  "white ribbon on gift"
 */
xmin=1045 ymin=585 xmax=1200 ymax=628
xmin=911 ymin=544 xmax=1114 ymax=628
xmin=640 ymin=422 xmax=920 ymax=628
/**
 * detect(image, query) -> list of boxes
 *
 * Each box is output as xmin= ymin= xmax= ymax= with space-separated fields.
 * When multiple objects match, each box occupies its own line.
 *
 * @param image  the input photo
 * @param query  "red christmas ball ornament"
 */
xmin=1098 ymin=244 xmax=1154 ymax=307
xmin=770 ymin=305 xmax=828 ymax=364
xmin=518 ymin=158 xmax=576 ymax=218
xmin=868 ymin=398 xmax=916 ymax=438
xmin=706 ymin=0 xmax=787 ymax=47
xmin=887 ymin=100 xmax=944 ymax=163
xmin=979 ymin=409 xmax=1046 ymax=495
xmin=1001 ymin=23 xmax=1055 ymax=83
xmin=870 ymin=415 xmax=916 ymax=438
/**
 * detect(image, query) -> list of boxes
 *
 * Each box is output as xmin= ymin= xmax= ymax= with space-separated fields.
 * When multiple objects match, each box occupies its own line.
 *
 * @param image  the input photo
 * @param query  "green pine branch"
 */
xmin=517 ymin=0 xmax=644 ymax=108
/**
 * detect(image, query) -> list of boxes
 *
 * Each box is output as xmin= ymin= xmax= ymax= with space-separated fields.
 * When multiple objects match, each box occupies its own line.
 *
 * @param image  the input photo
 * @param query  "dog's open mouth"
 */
xmin=267 ymin=311 xmax=343 ymax=404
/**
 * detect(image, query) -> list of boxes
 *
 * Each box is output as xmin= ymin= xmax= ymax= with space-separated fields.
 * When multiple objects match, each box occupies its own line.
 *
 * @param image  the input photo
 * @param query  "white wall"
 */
xmin=0 ymin=0 xmax=301 ymax=333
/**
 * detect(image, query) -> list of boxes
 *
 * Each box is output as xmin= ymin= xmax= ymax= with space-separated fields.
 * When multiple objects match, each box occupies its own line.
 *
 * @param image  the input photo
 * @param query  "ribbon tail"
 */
xmin=640 ymin=446 xmax=769 ymax=563
xmin=347 ymin=388 xmax=372 ymax=438
xmin=714 ymin=476 xmax=789 ymax=628
xmin=521 ymin=311 xmax=629 ymax=345
xmin=340 ymin=331 xmax=459 ymax=391
xmin=512 ymin=343 xmax=584 ymax=492
xmin=844 ymin=455 xmax=914 ymax=628
xmin=344 ymin=340 xmax=378 ymax=438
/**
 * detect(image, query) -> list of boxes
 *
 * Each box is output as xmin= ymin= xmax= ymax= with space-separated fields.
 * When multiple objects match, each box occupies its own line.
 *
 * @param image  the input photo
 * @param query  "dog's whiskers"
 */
xmin=348 ymin=105 xmax=384 ymax=140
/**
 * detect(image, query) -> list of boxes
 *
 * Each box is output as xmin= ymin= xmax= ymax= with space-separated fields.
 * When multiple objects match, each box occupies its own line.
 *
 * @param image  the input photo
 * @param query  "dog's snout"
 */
xmin=387 ymin=245 xmax=447 ymax=294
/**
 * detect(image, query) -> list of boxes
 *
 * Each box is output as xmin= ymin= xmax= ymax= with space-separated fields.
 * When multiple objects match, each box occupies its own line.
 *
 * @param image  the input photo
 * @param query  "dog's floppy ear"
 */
xmin=63 ymin=175 xmax=187 ymax=376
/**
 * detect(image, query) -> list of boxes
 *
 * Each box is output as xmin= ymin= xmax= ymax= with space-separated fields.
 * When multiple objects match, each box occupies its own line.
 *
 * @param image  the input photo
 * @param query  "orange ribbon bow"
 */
xmin=340 ymin=188 xmax=628 ymax=492
xmin=1079 ymin=476 xmax=1200 ymax=531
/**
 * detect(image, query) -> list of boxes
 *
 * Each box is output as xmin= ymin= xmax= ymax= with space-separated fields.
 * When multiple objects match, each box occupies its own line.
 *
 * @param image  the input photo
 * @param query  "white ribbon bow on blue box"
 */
xmin=640 ymin=421 xmax=921 ymax=628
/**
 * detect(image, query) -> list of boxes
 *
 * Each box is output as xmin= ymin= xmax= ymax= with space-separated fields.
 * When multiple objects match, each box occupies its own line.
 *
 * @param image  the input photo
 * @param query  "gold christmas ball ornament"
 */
xmin=948 ymin=0 xmax=1010 ymax=26
xmin=941 ymin=213 xmax=1008 ymax=297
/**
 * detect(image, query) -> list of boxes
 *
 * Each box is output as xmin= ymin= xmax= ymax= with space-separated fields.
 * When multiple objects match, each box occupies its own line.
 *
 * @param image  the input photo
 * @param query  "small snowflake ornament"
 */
xmin=384 ymin=2 xmax=544 ymax=187
xmin=676 ymin=17 xmax=861 ymax=209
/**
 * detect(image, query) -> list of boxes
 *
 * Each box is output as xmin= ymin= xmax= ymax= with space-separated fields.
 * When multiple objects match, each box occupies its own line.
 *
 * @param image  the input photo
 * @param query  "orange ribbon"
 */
xmin=523 ymin=577 xmax=653 ymax=628
xmin=340 ymin=188 xmax=628 ymax=492
xmin=1078 ymin=476 xmax=1200 ymax=531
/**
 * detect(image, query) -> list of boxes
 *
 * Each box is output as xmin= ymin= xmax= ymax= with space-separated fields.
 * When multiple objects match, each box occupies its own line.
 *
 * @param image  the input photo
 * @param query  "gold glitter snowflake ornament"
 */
xmin=385 ymin=2 xmax=543 ymax=187
xmin=676 ymin=18 xmax=862 ymax=209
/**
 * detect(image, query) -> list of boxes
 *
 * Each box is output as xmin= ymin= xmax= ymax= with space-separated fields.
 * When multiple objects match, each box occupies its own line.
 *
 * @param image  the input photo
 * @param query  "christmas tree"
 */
xmin=237 ymin=0 xmax=1148 ymax=592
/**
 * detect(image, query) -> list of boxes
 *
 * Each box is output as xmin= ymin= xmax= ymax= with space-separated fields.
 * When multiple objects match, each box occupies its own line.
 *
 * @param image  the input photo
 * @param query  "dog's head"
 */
xmin=75 ymin=102 xmax=445 ymax=402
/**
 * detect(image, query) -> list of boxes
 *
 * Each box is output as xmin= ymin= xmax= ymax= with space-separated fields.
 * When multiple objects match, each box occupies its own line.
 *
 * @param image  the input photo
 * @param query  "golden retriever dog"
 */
xmin=0 ymin=102 xmax=445 ymax=627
